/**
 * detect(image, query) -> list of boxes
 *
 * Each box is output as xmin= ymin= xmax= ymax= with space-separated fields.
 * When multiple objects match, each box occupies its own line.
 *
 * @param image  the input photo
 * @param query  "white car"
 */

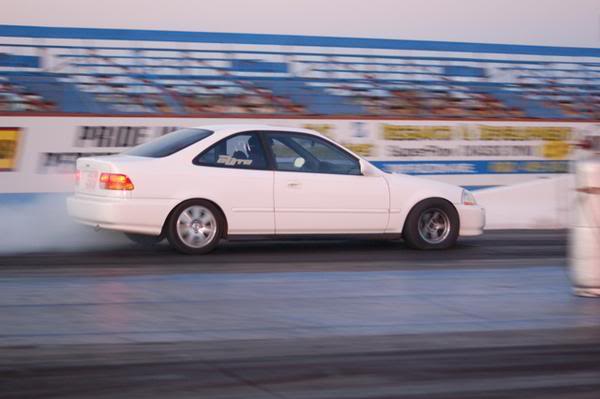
xmin=67 ymin=125 xmax=485 ymax=254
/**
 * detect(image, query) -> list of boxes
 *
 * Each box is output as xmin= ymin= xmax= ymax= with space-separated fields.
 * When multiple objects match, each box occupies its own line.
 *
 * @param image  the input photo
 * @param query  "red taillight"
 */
xmin=75 ymin=170 xmax=81 ymax=185
xmin=99 ymin=173 xmax=135 ymax=191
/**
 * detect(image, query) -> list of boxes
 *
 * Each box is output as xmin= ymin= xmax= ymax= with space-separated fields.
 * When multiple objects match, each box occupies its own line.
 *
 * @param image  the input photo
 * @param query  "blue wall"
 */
xmin=1 ymin=24 xmax=599 ymax=57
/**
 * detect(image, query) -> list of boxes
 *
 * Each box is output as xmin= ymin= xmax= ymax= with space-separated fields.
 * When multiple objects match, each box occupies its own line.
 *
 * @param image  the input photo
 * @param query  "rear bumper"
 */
xmin=456 ymin=204 xmax=485 ymax=236
xmin=67 ymin=194 xmax=177 ymax=236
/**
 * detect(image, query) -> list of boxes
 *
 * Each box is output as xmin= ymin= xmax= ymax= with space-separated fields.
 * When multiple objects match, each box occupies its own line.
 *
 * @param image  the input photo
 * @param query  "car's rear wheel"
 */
xmin=124 ymin=233 xmax=164 ymax=247
xmin=403 ymin=198 xmax=459 ymax=250
xmin=166 ymin=200 xmax=223 ymax=254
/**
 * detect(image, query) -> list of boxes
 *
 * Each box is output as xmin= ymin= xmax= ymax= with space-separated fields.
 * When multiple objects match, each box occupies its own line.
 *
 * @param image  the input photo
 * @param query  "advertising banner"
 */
xmin=0 ymin=127 xmax=21 ymax=171
xmin=0 ymin=116 xmax=594 ymax=193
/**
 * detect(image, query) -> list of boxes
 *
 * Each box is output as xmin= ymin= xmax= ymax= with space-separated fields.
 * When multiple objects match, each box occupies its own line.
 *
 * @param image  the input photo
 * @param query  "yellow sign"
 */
xmin=303 ymin=124 xmax=334 ymax=138
xmin=478 ymin=126 xmax=572 ymax=141
xmin=0 ymin=128 xmax=21 ymax=171
xmin=488 ymin=162 xmax=517 ymax=173
xmin=542 ymin=141 xmax=571 ymax=159
xmin=382 ymin=125 xmax=453 ymax=140
xmin=343 ymin=143 xmax=374 ymax=157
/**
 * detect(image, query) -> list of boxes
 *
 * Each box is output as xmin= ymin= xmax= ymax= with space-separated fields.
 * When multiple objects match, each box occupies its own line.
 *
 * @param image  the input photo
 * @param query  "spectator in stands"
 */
xmin=227 ymin=96 xmax=248 ymax=114
xmin=43 ymin=100 xmax=57 ymax=112
xmin=23 ymin=92 xmax=44 ymax=110
xmin=507 ymin=107 xmax=525 ymax=118
xmin=6 ymin=43 xmax=597 ymax=120
xmin=180 ymin=93 xmax=194 ymax=113
xmin=3 ymin=83 xmax=30 ymax=111
xmin=147 ymin=94 xmax=171 ymax=114
xmin=291 ymin=104 xmax=306 ymax=114
xmin=203 ymin=95 xmax=225 ymax=114
xmin=156 ymin=100 xmax=171 ymax=114
xmin=275 ymin=96 xmax=301 ymax=114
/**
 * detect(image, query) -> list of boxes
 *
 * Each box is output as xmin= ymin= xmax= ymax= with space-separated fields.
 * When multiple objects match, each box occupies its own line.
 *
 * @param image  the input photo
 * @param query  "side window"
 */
xmin=194 ymin=132 xmax=268 ymax=170
xmin=267 ymin=133 xmax=361 ymax=175
xmin=124 ymin=128 xmax=213 ymax=158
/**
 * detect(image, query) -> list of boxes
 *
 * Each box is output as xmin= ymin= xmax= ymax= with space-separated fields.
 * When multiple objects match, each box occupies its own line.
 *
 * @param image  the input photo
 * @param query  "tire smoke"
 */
xmin=0 ymin=194 xmax=130 ymax=253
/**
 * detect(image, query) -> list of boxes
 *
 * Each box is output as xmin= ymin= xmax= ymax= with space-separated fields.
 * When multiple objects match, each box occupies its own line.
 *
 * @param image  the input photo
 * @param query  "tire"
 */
xmin=124 ymin=233 xmax=164 ymax=247
xmin=166 ymin=200 xmax=223 ymax=255
xmin=402 ymin=198 xmax=459 ymax=250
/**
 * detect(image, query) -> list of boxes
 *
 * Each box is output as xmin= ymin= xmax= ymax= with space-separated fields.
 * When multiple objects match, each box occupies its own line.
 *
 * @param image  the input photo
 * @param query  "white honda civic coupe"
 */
xmin=67 ymin=125 xmax=485 ymax=254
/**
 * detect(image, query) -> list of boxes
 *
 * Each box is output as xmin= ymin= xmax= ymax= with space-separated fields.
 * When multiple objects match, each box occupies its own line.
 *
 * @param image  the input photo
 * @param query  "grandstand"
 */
xmin=0 ymin=25 xmax=599 ymax=119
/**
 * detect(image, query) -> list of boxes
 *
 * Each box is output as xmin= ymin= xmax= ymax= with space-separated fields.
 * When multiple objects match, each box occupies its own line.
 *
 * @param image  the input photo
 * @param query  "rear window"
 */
xmin=124 ymin=128 xmax=213 ymax=158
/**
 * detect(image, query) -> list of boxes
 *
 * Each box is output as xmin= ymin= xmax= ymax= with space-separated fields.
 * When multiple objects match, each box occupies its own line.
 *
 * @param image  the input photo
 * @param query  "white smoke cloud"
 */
xmin=0 ymin=194 xmax=132 ymax=253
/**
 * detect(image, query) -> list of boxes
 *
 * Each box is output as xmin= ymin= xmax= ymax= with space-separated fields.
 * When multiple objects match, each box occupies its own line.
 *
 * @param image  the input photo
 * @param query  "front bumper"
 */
xmin=456 ymin=204 xmax=485 ymax=236
xmin=67 ymin=194 xmax=177 ymax=236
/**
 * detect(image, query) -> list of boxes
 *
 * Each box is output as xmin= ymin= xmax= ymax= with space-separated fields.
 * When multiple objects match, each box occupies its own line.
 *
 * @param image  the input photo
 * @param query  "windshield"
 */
xmin=124 ymin=128 xmax=213 ymax=158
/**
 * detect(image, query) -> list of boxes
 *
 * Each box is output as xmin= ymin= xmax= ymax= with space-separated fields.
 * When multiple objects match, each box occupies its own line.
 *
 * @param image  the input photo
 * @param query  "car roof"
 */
xmin=191 ymin=124 xmax=324 ymax=138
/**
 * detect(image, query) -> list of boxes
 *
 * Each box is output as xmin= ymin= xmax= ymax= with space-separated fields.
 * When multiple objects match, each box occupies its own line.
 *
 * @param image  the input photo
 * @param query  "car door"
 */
xmin=193 ymin=131 xmax=274 ymax=234
xmin=266 ymin=132 xmax=390 ymax=234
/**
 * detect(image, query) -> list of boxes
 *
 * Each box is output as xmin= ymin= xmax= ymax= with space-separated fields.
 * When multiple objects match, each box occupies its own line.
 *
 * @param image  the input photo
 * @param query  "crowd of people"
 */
xmin=1 ymin=42 xmax=599 ymax=120
xmin=1 ymin=69 xmax=597 ymax=119
xmin=558 ymin=99 xmax=600 ymax=119
xmin=527 ymin=86 xmax=600 ymax=119
xmin=76 ymin=74 xmax=307 ymax=115
xmin=0 ymin=79 xmax=57 ymax=112
xmin=345 ymin=86 xmax=525 ymax=119
xmin=170 ymin=86 xmax=306 ymax=115
xmin=80 ymin=75 xmax=169 ymax=113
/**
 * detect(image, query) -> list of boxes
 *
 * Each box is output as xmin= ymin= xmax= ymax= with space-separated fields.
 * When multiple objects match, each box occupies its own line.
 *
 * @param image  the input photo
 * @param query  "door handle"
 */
xmin=287 ymin=181 xmax=301 ymax=188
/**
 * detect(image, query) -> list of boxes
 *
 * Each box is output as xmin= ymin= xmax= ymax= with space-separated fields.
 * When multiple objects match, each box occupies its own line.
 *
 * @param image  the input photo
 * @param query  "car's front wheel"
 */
xmin=166 ymin=200 xmax=223 ymax=254
xmin=403 ymin=198 xmax=459 ymax=250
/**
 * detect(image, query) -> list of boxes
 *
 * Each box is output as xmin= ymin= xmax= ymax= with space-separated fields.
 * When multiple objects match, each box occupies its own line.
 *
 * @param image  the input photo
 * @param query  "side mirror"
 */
xmin=359 ymin=159 xmax=379 ymax=176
